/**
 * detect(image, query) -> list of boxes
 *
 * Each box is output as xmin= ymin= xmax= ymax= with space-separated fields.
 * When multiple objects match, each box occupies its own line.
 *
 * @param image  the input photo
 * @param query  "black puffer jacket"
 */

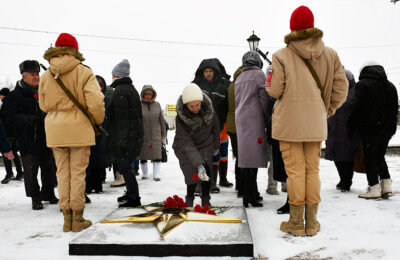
xmin=348 ymin=65 xmax=398 ymax=137
xmin=192 ymin=59 xmax=229 ymax=131
xmin=325 ymin=75 xmax=361 ymax=161
xmin=173 ymin=94 xmax=220 ymax=185
xmin=4 ymin=81 xmax=48 ymax=155
xmin=106 ymin=77 xmax=144 ymax=160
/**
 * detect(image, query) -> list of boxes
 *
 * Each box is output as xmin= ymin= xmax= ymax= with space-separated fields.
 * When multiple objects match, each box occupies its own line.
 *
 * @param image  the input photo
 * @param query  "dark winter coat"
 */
xmin=173 ymin=94 xmax=220 ymax=185
xmin=4 ymin=81 xmax=48 ymax=156
xmin=89 ymin=75 xmax=111 ymax=168
xmin=192 ymin=59 xmax=229 ymax=131
xmin=0 ymin=120 xmax=11 ymax=153
xmin=0 ymin=95 xmax=16 ymax=139
xmin=138 ymin=85 xmax=166 ymax=161
xmin=325 ymin=76 xmax=361 ymax=161
xmin=226 ymin=67 xmax=243 ymax=135
xmin=235 ymin=65 xmax=270 ymax=168
xmin=106 ymin=77 xmax=144 ymax=160
xmin=348 ymin=65 xmax=398 ymax=137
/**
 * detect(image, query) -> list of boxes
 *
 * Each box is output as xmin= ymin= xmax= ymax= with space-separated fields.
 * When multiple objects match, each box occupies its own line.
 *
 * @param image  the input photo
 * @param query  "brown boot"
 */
xmin=280 ymin=204 xmax=305 ymax=236
xmin=72 ymin=209 xmax=92 ymax=232
xmin=63 ymin=209 xmax=72 ymax=232
xmin=305 ymin=204 xmax=320 ymax=236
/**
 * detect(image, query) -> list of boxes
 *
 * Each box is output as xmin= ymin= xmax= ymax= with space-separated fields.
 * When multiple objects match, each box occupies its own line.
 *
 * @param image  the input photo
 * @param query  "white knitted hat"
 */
xmin=182 ymin=83 xmax=203 ymax=104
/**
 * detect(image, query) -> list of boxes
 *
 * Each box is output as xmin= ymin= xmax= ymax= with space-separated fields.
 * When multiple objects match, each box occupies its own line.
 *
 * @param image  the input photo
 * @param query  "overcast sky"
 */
xmin=0 ymin=0 xmax=399 ymax=108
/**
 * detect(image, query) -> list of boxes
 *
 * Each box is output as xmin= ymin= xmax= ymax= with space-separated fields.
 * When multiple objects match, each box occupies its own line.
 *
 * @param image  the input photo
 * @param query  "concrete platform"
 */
xmin=69 ymin=206 xmax=253 ymax=257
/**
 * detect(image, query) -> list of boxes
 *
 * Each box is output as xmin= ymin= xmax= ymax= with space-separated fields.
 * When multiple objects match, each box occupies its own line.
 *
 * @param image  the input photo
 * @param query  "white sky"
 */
xmin=0 ymin=0 xmax=399 ymax=108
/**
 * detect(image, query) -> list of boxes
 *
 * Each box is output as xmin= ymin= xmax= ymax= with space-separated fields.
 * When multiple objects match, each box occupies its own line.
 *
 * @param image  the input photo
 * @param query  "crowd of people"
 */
xmin=0 ymin=5 xmax=398 ymax=237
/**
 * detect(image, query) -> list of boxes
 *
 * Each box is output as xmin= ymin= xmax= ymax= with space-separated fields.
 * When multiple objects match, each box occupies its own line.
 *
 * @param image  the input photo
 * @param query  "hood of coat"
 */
xmin=193 ymin=59 xmax=223 ymax=83
xmin=285 ymin=28 xmax=325 ymax=60
xmin=95 ymin=75 xmax=107 ymax=94
xmin=242 ymin=51 xmax=263 ymax=69
xmin=233 ymin=66 xmax=243 ymax=81
xmin=176 ymin=93 xmax=214 ymax=132
xmin=140 ymin=85 xmax=157 ymax=102
xmin=43 ymin=46 xmax=83 ymax=77
xmin=359 ymin=65 xmax=387 ymax=81
xmin=109 ymin=77 xmax=133 ymax=89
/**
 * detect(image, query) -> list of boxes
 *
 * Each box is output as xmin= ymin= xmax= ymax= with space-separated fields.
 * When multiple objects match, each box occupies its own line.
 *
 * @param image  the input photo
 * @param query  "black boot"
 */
xmin=244 ymin=169 xmax=263 ymax=207
xmin=119 ymin=197 xmax=141 ymax=208
xmin=201 ymin=196 xmax=211 ymax=207
xmin=41 ymin=190 xmax=59 ymax=204
xmin=185 ymin=196 xmax=195 ymax=207
xmin=1 ymin=173 xmax=15 ymax=184
xmin=32 ymin=197 xmax=44 ymax=210
xmin=277 ymin=195 xmax=290 ymax=214
xmin=117 ymin=191 xmax=128 ymax=203
xmin=219 ymin=161 xmax=233 ymax=187
xmin=210 ymin=165 xmax=220 ymax=193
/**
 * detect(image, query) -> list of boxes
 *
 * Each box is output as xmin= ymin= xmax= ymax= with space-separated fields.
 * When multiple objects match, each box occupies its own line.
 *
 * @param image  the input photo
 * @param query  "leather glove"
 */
xmin=197 ymin=164 xmax=209 ymax=182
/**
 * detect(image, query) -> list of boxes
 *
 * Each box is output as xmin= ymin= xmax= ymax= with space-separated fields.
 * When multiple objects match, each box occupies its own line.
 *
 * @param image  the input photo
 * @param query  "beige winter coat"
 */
xmin=267 ymin=28 xmax=348 ymax=142
xmin=39 ymin=46 xmax=105 ymax=147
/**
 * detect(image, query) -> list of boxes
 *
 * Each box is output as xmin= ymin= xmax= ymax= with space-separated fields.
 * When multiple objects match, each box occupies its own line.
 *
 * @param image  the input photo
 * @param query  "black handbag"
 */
xmin=161 ymin=144 xmax=168 ymax=163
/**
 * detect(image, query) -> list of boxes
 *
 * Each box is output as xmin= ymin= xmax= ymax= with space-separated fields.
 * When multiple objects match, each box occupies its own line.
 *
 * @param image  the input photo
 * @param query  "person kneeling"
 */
xmin=173 ymin=83 xmax=220 ymax=207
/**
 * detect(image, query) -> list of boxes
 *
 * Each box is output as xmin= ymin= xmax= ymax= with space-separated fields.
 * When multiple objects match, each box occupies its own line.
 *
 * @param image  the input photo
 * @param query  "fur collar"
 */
xmin=43 ymin=46 xmax=85 ymax=62
xmin=176 ymin=93 xmax=214 ymax=133
xmin=284 ymin=28 xmax=323 ymax=44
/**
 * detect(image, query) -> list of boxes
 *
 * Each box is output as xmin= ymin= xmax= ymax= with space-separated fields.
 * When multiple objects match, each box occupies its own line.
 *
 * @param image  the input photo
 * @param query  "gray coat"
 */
xmin=325 ymin=77 xmax=361 ymax=161
xmin=235 ymin=65 xmax=270 ymax=168
xmin=172 ymin=94 xmax=220 ymax=185
xmin=138 ymin=85 xmax=166 ymax=161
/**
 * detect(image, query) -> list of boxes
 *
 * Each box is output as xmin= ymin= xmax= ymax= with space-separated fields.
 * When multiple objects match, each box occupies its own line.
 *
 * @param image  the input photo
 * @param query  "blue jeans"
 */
xmin=117 ymin=158 xmax=139 ymax=200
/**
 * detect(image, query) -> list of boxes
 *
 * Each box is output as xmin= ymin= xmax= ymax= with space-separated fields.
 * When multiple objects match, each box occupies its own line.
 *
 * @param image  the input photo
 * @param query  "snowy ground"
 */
xmin=1 ymin=130 xmax=400 ymax=260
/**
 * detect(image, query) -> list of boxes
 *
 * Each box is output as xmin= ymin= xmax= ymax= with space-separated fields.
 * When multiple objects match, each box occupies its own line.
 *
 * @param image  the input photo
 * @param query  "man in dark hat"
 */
xmin=0 ymin=87 xmax=24 ymax=183
xmin=3 ymin=60 xmax=58 ymax=210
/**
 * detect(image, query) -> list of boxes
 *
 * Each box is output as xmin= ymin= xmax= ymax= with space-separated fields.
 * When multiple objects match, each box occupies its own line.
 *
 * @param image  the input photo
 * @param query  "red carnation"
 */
xmin=207 ymin=210 xmax=216 ymax=215
xmin=173 ymin=195 xmax=179 ymax=200
xmin=257 ymin=137 xmax=263 ymax=144
xmin=192 ymin=173 xmax=199 ymax=180
xmin=149 ymin=144 xmax=153 ymax=148
xmin=33 ymin=94 xmax=39 ymax=99
xmin=201 ymin=204 xmax=210 ymax=213
xmin=194 ymin=204 xmax=202 ymax=212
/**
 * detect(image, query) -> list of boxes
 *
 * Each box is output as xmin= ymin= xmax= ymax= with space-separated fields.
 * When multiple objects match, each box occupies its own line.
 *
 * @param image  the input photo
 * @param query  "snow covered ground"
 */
xmin=1 ymin=130 xmax=399 ymax=260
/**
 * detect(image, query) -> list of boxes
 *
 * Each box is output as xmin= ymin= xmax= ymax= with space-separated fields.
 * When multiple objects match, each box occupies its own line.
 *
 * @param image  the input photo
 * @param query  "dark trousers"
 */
xmin=229 ymin=133 xmax=243 ymax=194
xmin=118 ymin=158 xmax=140 ymax=200
xmin=243 ymin=168 xmax=259 ymax=201
xmin=86 ymin=167 xmax=105 ymax=193
xmin=133 ymin=159 xmax=139 ymax=173
xmin=187 ymin=182 xmax=211 ymax=197
xmin=334 ymin=161 xmax=354 ymax=188
xmin=2 ymin=138 xmax=23 ymax=176
xmin=362 ymin=135 xmax=391 ymax=186
xmin=21 ymin=153 xmax=55 ymax=199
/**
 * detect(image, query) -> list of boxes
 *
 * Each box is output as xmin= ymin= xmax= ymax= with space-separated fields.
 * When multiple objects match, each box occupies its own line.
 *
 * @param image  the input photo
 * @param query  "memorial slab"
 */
xmin=69 ymin=206 xmax=253 ymax=257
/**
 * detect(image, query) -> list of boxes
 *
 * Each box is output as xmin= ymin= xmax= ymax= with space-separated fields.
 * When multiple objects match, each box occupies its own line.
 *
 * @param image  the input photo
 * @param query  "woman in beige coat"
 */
xmin=267 ymin=6 xmax=347 ymax=236
xmin=39 ymin=33 xmax=105 ymax=232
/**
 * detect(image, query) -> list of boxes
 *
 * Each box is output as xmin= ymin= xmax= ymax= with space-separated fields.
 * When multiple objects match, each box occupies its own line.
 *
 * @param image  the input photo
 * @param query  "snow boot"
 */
xmin=1 ymin=173 xmax=14 ymax=184
xmin=266 ymin=187 xmax=279 ymax=195
xmin=141 ymin=162 xmax=149 ymax=179
xmin=185 ymin=196 xmax=195 ymax=207
xmin=201 ymin=196 xmax=211 ymax=207
xmin=305 ymin=204 xmax=320 ymax=236
xmin=210 ymin=165 xmax=220 ymax=193
xmin=153 ymin=162 xmax=161 ymax=181
xmin=358 ymin=184 xmax=381 ymax=199
xmin=15 ymin=172 xmax=24 ymax=181
xmin=219 ymin=161 xmax=233 ymax=187
xmin=72 ymin=209 xmax=92 ymax=232
xmin=32 ymin=197 xmax=44 ymax=210
xmin=281 ymin=182 xmax=287 ymax=192
xmin=380 ymin=179 xmax=392 ymax=198
xmin=110 ymin=171 xmax=125 ymax=187
xmin=280 ymin=204 xmax=306 ymax=236
xmin=63 ymin=209 xmax=72 ymax=232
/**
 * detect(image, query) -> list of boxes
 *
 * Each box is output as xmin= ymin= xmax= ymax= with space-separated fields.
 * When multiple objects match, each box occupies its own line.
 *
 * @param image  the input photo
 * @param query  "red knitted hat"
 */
xmin=290 ymin=6 xmax=314 ymax=31
xmin=55 ymin=33 xmax=79 ymax=50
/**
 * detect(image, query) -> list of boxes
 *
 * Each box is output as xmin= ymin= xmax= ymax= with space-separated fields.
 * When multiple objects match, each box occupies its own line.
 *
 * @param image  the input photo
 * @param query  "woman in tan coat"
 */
xmin=39 ymin=33 xmax=105 ymax=232
xmin=267 ymin=6 xmax=347 ymax=236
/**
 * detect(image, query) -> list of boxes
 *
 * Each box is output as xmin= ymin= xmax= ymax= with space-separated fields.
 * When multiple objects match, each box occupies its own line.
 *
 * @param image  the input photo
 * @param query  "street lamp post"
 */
xmin=247 ymin=31 xmax=271 ymax=65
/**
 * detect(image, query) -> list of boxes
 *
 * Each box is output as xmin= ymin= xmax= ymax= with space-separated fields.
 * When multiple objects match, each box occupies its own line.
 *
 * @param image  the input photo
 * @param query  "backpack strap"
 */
xmin=300 ymin=57 xmax=325 ymax=101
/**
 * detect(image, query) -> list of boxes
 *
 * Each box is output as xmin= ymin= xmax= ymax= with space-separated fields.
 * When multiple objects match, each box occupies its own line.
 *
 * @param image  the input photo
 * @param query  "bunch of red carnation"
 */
xmin=163 ymin=195 xmax=188 ymax=208
xmin=194 ymin=204 xmax=216 ymax=215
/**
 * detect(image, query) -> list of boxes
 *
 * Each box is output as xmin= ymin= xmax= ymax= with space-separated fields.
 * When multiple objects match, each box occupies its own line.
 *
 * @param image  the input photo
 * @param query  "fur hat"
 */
xmin=19 ymin=60 xmax=40 ymax=74
xmin=0 ymin=88 xmax=10 ymax=96
xmin=182 ymin=83 xmax=203 ymax=104
xmin=290 ymin=6 xmax=314 ymax=31
xmin=55 ymin=33 xmax=79 ymax=50
xmin=112 ymin=59 xmax=130 ymax=78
